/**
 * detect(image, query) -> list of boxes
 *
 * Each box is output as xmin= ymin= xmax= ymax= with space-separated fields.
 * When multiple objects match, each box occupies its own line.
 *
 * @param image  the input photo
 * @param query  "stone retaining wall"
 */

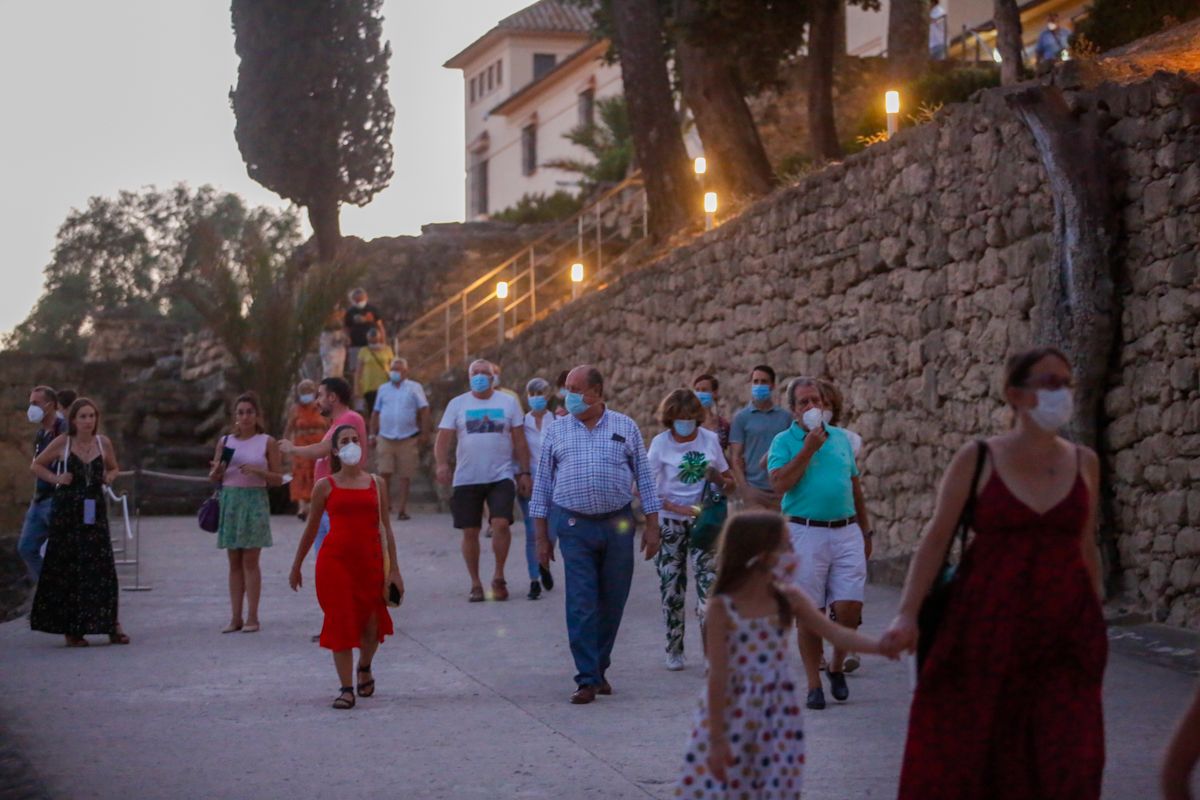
xmin=481 ymin=72 xmax=1200 ymax=627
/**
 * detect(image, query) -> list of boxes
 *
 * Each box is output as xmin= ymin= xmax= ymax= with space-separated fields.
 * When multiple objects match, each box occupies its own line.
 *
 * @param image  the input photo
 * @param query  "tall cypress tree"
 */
xmin=230 ymin=0 xmax=394 ymax=261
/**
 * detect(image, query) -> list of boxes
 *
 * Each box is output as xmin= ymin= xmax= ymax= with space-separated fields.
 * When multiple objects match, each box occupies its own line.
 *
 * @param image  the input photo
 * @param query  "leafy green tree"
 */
xmin=543 ymin=96 xmax=635 ymax=192
xmin=230 ymin=0 xmax=394 ymax=261
xmin=491 ymin=192 xmax=584 ymax=225
xmin=1074 ymin=0 xmax=1200 ymax=51
xmin=175 ymin=214 xmax=363 ymax=433
xmin=7 ymin=186 xmax=293 ymax=357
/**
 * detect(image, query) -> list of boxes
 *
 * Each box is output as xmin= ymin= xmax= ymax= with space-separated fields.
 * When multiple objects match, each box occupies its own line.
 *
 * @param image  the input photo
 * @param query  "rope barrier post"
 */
xmin=123 ymin=468 xmax=151 ymax=592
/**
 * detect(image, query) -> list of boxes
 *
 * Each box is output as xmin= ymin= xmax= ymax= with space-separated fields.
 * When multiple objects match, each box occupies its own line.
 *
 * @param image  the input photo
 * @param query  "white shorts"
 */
xmin=787 ymin=521 xmax=867 ymax=608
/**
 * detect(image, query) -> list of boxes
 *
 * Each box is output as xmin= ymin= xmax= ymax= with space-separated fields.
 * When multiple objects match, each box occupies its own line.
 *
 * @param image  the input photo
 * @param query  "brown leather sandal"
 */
xmin=65 ymin=636 xmax=89 ymax=648
xmin=491 ymin=579 xmax=509 ymax=601
xmin=468 ymin=586 xmax=485 ymax=603
xmin=109 ymin=626 xmax=131 ymax=645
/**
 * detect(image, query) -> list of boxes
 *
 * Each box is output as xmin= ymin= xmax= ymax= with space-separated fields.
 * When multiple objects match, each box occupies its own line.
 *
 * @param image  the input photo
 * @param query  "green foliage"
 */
xmin=491 ymin=192 xmax=584 ymax=225
xmin=175 ymin=215 xmax=363 ymax=434
xmin=230 ymin=0 xmax=394 ymax=251
xmin=1073 ymin=0 xmax=1200 ymax=52
xmin=7 ymin=186 xmax=298 ymax=357
xmin=543 ymin=96 xmax=635 ymax=190
xmin=846 ymin=66 xmax=999 ymax=152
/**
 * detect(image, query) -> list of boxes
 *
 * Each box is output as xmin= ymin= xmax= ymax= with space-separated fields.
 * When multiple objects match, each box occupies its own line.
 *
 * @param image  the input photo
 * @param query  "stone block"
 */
xmin=1169 ymin=252 xmax=1197 ymax=288
xmin=1171 ymin=558 xmax=1197 ymax=592
xmin=1176 ymin=527 xmax=1200 ymax=556
xmin=1143 ymin=178 xmax=1172 ymax=222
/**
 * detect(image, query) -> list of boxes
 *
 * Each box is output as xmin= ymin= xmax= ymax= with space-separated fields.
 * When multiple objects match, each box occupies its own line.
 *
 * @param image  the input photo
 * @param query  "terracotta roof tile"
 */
xmin=497 ymin=1 xmax=593 ymax=34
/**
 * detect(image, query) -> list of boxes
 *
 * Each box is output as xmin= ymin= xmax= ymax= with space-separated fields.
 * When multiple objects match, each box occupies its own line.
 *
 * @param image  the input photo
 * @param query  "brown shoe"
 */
xmin=468 ymin=586 xmax=485 ymax=603
xmin=570 ymin=685 xmax=597 ymax=704
xmin=598 ymin=680 xmax=613 ymax=696
xmin=491 ymin=579 xmax=509 ymax=601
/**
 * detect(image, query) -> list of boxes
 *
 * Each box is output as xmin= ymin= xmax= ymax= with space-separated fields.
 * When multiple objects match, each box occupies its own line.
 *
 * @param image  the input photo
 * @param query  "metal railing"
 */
xmin=393 ymin=174 xmax=649 ymax=380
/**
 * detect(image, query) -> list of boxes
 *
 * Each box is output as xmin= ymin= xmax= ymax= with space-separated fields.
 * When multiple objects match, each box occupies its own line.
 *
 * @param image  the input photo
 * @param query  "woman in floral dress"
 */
xmin=285 ymin=379 xmax=329 ymax=521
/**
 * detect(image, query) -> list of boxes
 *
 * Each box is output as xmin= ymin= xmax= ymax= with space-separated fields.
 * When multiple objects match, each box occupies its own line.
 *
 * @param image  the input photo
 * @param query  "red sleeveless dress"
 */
xmin=898 ymin=457 xmax=1107 ymax=799
xmin=315 ymin=478 xmax=394 ymax=651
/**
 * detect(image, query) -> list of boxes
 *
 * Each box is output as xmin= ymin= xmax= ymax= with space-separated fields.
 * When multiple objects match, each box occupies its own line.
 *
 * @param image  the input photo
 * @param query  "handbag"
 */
xmin=689 ymin=480 xmax=728 ymax=551
xmin=373 ymin=474 xmax=402 ymax=608
xmin=197 ymin=436 xmax=229 ymax=533
xmin=916 ymin=440 xmax=987 ymax=671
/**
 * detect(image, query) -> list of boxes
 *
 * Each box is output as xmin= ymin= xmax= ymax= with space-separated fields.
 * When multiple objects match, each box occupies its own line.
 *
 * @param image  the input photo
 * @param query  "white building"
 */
xmin=444 ymin=0 xmax=623 ymax=220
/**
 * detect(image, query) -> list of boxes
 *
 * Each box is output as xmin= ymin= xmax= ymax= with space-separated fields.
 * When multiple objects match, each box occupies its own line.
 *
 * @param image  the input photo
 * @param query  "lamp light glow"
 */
xmin=694 ymin=157 xmax=707 ymax=175
xmin=992 ymin=49 xmax=1003 ymax=63
xmin=703 ymin=192 xmax=718 ymax=214
xmin=570 ymin=262 xmax=584 ymax=282
xmin=496 ymin=281 xmax=509 ymax=300
xmin=884 ymin=91 xmax=900 ymax=115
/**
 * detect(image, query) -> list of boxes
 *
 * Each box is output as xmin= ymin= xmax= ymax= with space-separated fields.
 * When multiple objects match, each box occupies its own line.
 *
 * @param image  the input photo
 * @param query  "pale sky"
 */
xmin=0 ymin=0 xmax=532 ymax=336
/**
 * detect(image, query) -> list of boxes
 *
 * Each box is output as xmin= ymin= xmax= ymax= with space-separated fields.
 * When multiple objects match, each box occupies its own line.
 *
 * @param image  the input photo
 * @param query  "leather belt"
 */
xmin=788 ymin=516 xmax=857 ymax=529
xmin=564 ymin=504 xmax=631 ymax=522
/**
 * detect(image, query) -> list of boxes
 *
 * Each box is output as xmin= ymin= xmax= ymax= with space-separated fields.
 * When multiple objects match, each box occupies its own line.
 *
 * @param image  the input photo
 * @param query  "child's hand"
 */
xmin=708 ymin=738 xmax=734 ymax=783
xmin=880 ymin=613 xmax=918 ymax=657
xmin=869 ymin=635 xmax=902 ymax=661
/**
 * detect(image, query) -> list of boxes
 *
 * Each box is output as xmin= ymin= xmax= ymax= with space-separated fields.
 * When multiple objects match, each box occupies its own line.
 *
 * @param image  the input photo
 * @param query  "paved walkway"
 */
xmin=0 ymin=514 xmax=1194 ymax=799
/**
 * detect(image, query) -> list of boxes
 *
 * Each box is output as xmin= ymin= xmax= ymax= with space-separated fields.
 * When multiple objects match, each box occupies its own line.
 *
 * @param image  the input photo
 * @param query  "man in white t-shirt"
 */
xmin=435 ymin=359 xmax=532 ymax=602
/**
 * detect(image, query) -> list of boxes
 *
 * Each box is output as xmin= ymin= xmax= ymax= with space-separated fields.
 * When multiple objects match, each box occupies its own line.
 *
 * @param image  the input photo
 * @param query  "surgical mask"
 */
xmin=751 ymin=384 xmax=771 ymax=403
xmin=802 ymin=407 xmax=824 ymax=432
xmin=388 ymin=371 xmax=403 ymax=383
xmin=354 ymin=300 xmax=367 ymax=309
xmin=1027 ymin=388 xmax=1073 ymax=432
xmin=298 ymin=393 xmax=315 ymax=405
xmin=26 ymin=404 xmax=45 ymax=424
xmin=673 ymin=419 xmax=698 ymax=437
xmin=771 ymin=552 xmax=801 ymax=583
xmin=557 ymin=388 xmax=567 ymax=399
xmin=469 ymin=374 xmax=492 ymax=393
xmin=696 ymin=391 xmax=714 ymax=408
xmin=529 ymin=396 xmax=548 ymax=412
xmin=822 ymin=409 xmax=834 ymax=426
xmin=338 ymin=443 xmax=363 ymax=466
xmin=1047 ymin=22 xmax=1057 ymax=30
xmin=492 ymin=374 xmax=501 ymax=388
xmin=564 ymin=391 xmax=589 ymax=416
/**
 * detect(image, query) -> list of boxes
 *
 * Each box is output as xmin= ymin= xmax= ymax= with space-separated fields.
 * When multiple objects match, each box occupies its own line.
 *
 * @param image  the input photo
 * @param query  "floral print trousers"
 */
xmin=655 ymin=518 xmax=716 ymax=658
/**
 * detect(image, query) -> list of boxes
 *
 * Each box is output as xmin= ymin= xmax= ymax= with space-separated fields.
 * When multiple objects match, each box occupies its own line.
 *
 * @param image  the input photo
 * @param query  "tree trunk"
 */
xmin=609 ymin=0 xmax=696 ymax=239
xmin=807 ymin=0 xmax=842 ymax=160
xmin=1006 ymin=86 xmax=1119 ymax=586
xmin=674 ymin=1 xmax=774 ymax=200
xmin=306 ymin=193 xmax=342 ymax=262
xmin=887 ymin=0 xmax=930 ymax=82
xmin=994 ymin=0 xmax=1024 ymax=85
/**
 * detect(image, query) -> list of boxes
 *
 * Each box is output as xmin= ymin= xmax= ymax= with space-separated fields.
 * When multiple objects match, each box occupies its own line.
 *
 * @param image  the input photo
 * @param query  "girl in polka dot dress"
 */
xmin=674 ymin=511 xmax=890 ymax=799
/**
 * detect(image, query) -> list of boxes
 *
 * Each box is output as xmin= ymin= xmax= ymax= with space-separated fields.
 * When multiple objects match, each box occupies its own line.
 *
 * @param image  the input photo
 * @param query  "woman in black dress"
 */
xmin=29 ymin=398 xmax=130 ymax=647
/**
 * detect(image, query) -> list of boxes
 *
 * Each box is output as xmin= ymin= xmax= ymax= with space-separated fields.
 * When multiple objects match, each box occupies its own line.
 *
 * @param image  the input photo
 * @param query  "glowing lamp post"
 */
xmin=703 ymin=191 xmax=718 ymax=231
xmin=693 ymin=156 xmax=707 ymax=176
xmin=496 ymin=281 xmax=509 ymax=344
xmin=885 ymin=91 xmax=900 ymax=139
xmin=570 ymin=262 xmax=584 ymax=300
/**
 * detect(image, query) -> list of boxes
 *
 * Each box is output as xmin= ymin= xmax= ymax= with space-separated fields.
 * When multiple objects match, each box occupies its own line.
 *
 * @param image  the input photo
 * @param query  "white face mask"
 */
xmin=1027 ymin=388 xmax=1073 ymax=432
xmin=801 ymin=407 xmax=824 ymax=432
xmin=821 ymin=409 xmax=834 ymax=426
xmin=27 ymin=404 xmax=45 ymax=424
xmin=338 ymin=443 xmax=363 ymax=466
xmin=771 ymin=551 xmax=801 ymax=583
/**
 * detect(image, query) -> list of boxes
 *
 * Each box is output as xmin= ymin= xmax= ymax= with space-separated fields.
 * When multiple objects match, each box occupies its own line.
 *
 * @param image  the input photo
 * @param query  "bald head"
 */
xmin=566 ymin=365 xmax=604 ymax=394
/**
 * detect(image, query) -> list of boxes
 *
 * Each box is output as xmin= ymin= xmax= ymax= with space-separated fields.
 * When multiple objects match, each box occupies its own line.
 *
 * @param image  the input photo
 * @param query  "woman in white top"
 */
xmin=647 ymin=389 xmax=735 ymax=670
xmin=519 ymin=377 xmax=557 ymax=600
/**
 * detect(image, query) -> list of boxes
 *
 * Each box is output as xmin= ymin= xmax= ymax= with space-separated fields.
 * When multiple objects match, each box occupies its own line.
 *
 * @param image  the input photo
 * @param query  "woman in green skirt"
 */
xmin=209 ymin=392 xmax=283 ymax=633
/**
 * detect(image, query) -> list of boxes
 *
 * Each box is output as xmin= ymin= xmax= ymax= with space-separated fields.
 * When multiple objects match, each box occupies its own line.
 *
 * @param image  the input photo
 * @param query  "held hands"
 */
xmin=879 ymin=613 xmax=918 ymax=659
xmin=435 ymin=463 xmax=452 ymax=486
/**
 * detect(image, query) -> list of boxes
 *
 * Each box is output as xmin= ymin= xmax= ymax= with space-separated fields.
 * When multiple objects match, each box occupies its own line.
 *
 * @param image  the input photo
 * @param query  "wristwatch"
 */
xmin=863 ymin=529 xmax=874 ymax=538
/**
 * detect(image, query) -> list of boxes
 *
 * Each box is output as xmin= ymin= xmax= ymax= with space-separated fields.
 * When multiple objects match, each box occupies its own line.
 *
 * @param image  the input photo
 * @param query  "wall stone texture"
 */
xmin=479 ymin=71 xmax=1200 ymax=628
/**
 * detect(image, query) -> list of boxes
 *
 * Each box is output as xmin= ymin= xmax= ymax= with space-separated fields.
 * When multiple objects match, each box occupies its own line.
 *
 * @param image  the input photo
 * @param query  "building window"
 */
xmin=487 ymin=65 xmax=494 ymax=91
xmin=471 ymin=157 xmax=489 ymax=216
xmin=521 ymin=124 xmax=537 ymax=176
xmin=533 ymin=53 xmax=557 ymax=80
xmin=578 ymin=88 xmax=595 ymax=127
xmin=496 ymin=59 xmax=503 ymax=87
xmin=469 ymin=77 xmax=476 ymax=104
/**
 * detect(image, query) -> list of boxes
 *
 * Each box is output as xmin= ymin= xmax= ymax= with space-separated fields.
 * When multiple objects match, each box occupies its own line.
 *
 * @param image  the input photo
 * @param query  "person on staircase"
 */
xmin=354 ymin=326 xmax=394 ymax=415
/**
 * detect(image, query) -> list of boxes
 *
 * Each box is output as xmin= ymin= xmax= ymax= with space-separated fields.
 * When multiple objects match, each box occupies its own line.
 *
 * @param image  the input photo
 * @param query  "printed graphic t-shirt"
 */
xmin=647 ymin=427 xmax=730 ymax=521
xmin=438 ymin=391 xmax=524 ymax=487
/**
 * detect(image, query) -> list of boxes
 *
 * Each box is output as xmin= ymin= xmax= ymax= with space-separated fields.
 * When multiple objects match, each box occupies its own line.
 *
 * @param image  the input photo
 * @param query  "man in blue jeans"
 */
xmin=531 ymin=365 xmax=661 ymax=704
xmin=18 ymin=386 xmax=65 ymax=580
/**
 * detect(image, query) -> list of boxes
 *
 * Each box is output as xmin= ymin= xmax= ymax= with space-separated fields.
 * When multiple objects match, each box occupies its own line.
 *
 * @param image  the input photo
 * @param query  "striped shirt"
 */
xmin=529 ymin=407 xmax=662 ymax=519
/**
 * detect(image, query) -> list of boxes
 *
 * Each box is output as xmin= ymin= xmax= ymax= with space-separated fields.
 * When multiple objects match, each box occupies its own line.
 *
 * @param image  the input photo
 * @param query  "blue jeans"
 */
xmin=314 ymin=512 xmax=331 ymax=553
xmin=18 ymin=496 xmax=54 ymax=580
xmin=519 ymin=496 xmax=558 ymax=582
xmin=554 ymin=505 xmax=636 ymax=687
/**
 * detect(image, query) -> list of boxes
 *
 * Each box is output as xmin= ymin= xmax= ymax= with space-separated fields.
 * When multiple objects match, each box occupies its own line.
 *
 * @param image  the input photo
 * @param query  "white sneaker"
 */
xmin=665 ymin=653 xmax=686 ymax=671
xmin=843 ymin=653 xmax=861 ymax=673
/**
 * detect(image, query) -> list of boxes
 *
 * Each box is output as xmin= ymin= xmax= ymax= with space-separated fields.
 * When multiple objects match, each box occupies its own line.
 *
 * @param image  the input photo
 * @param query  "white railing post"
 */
xmin=461 ymin=293 xmax=468 ymax=363
xmin=444 ymin=304 xmax=451 ymax=371
xmin=529 ymin=248 xmax=537 ymax=321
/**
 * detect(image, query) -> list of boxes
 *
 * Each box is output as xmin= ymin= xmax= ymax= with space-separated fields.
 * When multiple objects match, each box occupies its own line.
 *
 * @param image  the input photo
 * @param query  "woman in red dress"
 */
xmin=290 ymin=425 xmax=404 ymax=709
xmin=881 ymin=347 xmax=1107 ymax=799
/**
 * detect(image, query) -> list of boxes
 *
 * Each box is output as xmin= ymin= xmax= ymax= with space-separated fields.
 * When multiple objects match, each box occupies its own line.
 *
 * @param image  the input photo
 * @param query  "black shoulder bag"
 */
xmin=916 ymin=440 xmax=987 ymax=671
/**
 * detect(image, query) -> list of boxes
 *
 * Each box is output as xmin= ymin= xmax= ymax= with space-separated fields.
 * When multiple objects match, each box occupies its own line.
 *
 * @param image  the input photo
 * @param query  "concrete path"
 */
xmin=0 ymin=514 xmax=1194 ymax=799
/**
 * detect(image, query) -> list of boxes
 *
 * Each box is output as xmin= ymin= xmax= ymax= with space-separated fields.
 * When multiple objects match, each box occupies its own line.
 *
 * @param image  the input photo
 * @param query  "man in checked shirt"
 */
xmin=531 ymin=365 xmax=662 ymax=704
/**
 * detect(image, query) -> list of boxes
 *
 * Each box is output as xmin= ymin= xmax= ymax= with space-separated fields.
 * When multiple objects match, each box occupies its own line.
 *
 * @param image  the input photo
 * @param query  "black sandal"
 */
xmin=357 ymin=664 xmax=375 ymax=697
xmin=333 ymin=686 xmax=356 ymax=710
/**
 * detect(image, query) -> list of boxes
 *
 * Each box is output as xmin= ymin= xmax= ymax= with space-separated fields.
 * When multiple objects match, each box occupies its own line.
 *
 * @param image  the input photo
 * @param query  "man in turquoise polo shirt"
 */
xmin=768 ymin=377 xmax=872 ymax=711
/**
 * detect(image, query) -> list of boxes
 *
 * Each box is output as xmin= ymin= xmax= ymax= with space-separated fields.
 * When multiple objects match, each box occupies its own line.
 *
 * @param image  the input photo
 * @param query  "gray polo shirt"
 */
xmin=730 ymin=403 xmax=793 ymax=490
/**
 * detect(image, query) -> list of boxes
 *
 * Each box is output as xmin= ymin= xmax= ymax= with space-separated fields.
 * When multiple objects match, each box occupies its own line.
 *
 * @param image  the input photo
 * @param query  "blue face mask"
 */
xmin=388 ymin=371 xmax=403 ymax=384
xmin=298 ymin=393 xmax=315 ymax=405
xmin=751 ymin=384 xmax=772 ymax=403
xmin=564 ymin=391 xmax=589 ymax=416
xmin=696 ymin=391 xmax=714 ymax=408
xmin=469 ymin=374 xmax=492 ymax=393
xmin=673 ymin=419 xmax=698 ymax=437
xmin=529 ymin=396 xmax=548 ymax=412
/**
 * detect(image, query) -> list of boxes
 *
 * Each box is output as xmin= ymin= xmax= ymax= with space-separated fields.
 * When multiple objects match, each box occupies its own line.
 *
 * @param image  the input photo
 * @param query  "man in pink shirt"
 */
xmin=280 ymin=377 xmax=367 ymax=551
